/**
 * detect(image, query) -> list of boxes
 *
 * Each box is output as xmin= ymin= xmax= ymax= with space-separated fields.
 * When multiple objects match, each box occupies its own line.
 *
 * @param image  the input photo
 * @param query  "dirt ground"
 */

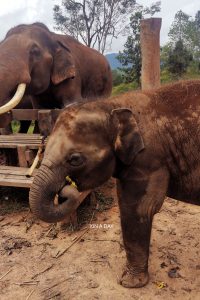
xmin=0 ymin=180 xmax=200 ymax=300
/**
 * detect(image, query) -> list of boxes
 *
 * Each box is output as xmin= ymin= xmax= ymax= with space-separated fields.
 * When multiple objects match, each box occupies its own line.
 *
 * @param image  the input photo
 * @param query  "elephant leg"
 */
xmin=117 ymin=167 xmax=169 ymax=288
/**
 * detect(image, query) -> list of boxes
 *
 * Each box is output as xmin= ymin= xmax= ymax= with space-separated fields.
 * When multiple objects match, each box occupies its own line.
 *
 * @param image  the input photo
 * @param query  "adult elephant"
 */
xmin=30 ymin=80 xmax=200 ymax=288
xmin=0 ymin=22 xmax=112 ymax=114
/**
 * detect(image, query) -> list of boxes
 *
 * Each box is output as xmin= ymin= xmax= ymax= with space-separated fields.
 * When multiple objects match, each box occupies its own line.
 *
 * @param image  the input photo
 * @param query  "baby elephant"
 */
xmin=30 ymin=80 xmax=200 ymax=288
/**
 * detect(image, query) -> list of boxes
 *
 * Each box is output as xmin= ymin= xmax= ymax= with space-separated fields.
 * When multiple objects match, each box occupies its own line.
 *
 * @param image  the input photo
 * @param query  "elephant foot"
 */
xmin=120 ymin=266 xmax=149 ymax=288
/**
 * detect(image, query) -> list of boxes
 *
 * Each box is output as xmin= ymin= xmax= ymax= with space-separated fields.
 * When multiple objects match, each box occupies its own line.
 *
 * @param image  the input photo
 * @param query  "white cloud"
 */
xmin=0 ymin=0 xmax=57 ymax=40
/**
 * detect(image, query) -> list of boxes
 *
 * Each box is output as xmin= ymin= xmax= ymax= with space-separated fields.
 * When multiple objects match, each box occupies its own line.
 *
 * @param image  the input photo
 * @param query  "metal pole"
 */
xmin=140 ymin=18 xmax=162 ymax=90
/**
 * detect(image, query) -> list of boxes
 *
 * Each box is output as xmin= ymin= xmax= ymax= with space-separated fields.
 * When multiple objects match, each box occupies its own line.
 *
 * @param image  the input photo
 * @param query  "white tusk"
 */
xmin=0 ymin=83 xmax=26 ymax=115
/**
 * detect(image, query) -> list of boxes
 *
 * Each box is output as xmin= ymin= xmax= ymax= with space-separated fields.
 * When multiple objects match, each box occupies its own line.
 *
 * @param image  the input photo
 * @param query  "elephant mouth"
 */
xmin=57 ymin=176 xmax=79 ymax=203
xmin=64 ymin=174 xmax=88 ymax=192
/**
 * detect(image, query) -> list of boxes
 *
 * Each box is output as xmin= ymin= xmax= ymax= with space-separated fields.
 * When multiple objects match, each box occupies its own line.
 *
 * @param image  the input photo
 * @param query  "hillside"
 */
xmin=106 ymin=53 xmax=122 ymax=70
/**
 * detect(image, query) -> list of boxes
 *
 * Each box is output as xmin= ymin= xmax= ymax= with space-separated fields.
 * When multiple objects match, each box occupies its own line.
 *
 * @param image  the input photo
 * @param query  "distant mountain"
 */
xmin=106 ymin=53 xmax=123 ymax=70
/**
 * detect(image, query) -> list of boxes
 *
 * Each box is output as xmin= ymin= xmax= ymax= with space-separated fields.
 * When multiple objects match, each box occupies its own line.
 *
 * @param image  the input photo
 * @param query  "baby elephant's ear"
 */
xmin=111 ymin=108 xmax=144 ymax=165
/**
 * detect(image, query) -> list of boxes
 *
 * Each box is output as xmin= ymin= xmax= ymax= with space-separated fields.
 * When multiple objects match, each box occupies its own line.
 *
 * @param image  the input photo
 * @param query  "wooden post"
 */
xmin=38 ymin=110 xmax=53 ymax=136
xmin=17 ymin=145 xmax=28 ymax=167
xmin=140 ymin=18 xmax=162 ymax=90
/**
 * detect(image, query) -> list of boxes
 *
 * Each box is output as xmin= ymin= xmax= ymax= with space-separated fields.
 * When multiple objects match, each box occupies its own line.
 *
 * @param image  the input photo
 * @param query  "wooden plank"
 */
xmin=0 ymin=133 xmax=47 ymax=149
xmin=0 ymin=166 xmax=29 ymax=171
xmin=0 ymin=135 xmax=46 ymax=141
xmin=0 ymin=166 xmax=31 ymax=175
xmin=0 ymin=135 xmax=42 ymax=139
xmin=11 ymin=109 xmax=39 ymax=120
xmin=0 ymin=133 xmax=42 ymax=138
xmin=0 ymin=166 xmax=34 ymax=188
xmin=0 ymin=141 xmax=44 ymax=144
xmin=0 ymin=144 xmax=42 ymax=149
xmin=0 ymin=139 xmax=42 ymax=142
xmin=0 ymin=177 xmax=33 ymax=188
xmin=11 ymin=109 xmax=62 ymax=121
xmin=0 ymin=140 xmax=44 ymax=143
xmin=3 ymin=174 xmax=29 ymax=179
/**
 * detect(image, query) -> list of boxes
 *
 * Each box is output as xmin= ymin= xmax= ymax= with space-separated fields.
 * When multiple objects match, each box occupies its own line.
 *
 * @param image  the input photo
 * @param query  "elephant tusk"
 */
xmin=0 ymin=83 xmax=26 ymax=115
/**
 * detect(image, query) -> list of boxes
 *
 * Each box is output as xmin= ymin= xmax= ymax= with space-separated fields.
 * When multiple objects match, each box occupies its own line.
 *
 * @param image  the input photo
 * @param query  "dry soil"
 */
xmin=0 ymin=180 xmax=200 ymax=300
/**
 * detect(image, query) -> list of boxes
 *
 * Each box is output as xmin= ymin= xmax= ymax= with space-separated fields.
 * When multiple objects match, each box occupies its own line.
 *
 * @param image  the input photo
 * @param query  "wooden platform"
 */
xmin=0 ymin=109 xmax=54 ymax=188
xmin=0 ymin=166 xmax=36 ymax=188
xmin=0 ymin=134 xmax=47 ymax=149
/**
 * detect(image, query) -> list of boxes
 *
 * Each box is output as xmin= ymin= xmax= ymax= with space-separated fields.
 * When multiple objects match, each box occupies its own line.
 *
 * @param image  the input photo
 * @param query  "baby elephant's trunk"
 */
xmin=29 ymin=164 xmax=80 ymax=223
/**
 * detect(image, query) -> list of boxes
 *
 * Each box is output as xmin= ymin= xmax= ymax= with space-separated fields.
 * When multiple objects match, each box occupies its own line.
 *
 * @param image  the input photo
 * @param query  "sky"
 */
xmin=0 ymin=0 xmax=199 ymax=53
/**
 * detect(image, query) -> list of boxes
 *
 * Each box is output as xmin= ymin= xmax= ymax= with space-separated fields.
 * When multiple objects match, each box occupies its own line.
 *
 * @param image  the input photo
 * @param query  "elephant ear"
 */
xmin=111 ymin=108 xmax=144 ymax=165
xmin=51 ymin=41 xmax=76 ymax=85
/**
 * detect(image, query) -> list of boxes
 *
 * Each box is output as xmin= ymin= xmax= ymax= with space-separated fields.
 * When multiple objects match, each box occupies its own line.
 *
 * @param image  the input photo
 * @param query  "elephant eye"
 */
xmin=68 ymin=153 xmax=85 ymax=167
xmin=30 ymin=44 xmax=42 ymax=58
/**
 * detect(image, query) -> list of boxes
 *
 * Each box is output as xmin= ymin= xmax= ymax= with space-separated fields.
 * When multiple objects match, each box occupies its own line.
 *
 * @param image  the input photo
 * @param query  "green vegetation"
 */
xmin=113 ymin=7 xmax=200 ymax=94
xmin=167 ymin=40 xmax=193 ymax=78
xmin=11 ymin=120 xmax=20 ymax=133
xmin=160 ymin=9 xmax=200 ymax=81
xmin=112 ymin=82 xmax=139 ymax=96
xmin=112 ymin=69 xmax=124 ymax=86
xmin=11 ymin=121 xmax=35 ymax=134
xmin=117 ymin=2 xmax=161 ymax=85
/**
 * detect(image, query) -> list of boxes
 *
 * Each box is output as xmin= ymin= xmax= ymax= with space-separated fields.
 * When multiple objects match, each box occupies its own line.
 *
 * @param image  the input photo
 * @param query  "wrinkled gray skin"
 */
xmin=30 ymin=80 xmax=200 ymax=288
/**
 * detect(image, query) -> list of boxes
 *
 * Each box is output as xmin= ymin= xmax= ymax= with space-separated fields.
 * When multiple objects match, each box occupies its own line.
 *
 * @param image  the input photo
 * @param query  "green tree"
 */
xmin=167 ymin=39 xmax=193 ymax=78
xmin=194 ymin=11 xmax=200 ymax=64
xmin=112 ymin=69 xmax=124 ymax=86
xmin=117 ymin=2 xmax=161 ymax=85
xmin=195 ymin=10 xmax=200 ymax=29
xmin=168 ymin=10 xmax=200 ymax=55
xmin=53 ymin=0 xmax=136 ymax=54
xmin=168 ymin=10 xmax=191 ymax=46
xmin=167 ymin=9 xmax=200 ymax=74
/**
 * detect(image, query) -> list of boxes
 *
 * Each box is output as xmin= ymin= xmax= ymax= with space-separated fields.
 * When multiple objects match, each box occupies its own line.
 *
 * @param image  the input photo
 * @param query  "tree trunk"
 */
xmin=140 ymin=18 xmax=162 ymax=90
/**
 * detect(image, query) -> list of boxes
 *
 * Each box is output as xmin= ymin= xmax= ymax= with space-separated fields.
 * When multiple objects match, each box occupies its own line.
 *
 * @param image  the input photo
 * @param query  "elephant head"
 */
xmin=29 ymin=103 xmax=144 ymax=223
xmin=0 ymin=23 xmax=76 ymax=113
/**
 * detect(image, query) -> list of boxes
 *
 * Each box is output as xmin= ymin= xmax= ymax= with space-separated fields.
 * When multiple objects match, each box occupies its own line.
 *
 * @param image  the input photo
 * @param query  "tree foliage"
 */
xmin=53 ymin=0 xmax=137 ymax=54
xmin=168 ymin=10 xmax=200 ymax=56
xmin=112 ymin=69 xmax=124 ymax=86
xmin=167 ymin=39 xmax=193 ymax=78
xmin=117 ymin=2 xmax=161 ymax=85
xmin=168 ymin=11 xmax=191 ymax=46
xmin=164 ymin=9 xmax=200 ymax=78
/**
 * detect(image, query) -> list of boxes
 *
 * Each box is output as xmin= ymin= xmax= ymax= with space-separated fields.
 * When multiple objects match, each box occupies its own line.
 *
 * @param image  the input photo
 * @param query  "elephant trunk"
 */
xmin=29 ymin=164 xmax=80 ymax=223
xmin=0 ymin=41 xmax=31 ymax=111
